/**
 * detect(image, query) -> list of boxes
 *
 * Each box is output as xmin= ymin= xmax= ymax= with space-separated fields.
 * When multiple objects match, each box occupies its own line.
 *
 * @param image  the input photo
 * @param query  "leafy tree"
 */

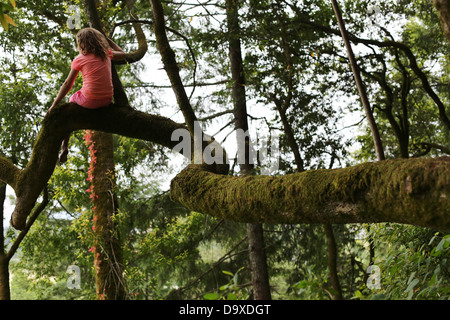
xmin=1 ymin=0 xmax=450 ymax=301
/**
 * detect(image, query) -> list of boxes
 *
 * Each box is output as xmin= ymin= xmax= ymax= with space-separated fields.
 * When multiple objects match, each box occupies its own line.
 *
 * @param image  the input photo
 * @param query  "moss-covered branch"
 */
xmin=2 ymin=103 xmax=188 ymax=230
xmin=2 ymin=102 xmax=228 ymax=230
xmin=170 ymin=157 xmax=450 ymax=232
xmin=3 ymin=103 xmax=450 ymax=233
xmin=0 ymin=157 xmax=20 ymax=191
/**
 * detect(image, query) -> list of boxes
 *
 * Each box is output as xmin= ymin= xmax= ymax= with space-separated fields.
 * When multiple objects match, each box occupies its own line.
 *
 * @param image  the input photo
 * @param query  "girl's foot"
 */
xmin=59 ymin=149 xmax=68 ymax=163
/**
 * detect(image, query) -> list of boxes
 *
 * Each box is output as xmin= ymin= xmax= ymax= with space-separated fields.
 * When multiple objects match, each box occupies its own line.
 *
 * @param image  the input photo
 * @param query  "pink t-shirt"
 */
xmin=71 ymin=50 xmax=113 ymax=100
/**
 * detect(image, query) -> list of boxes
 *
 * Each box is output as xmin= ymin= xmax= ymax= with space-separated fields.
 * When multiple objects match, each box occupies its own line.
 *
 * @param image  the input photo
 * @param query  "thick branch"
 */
xmin=170 ymin=157 xmax=450 ymax=232
xmin=3 ymin=103 xmax=450 ymax=233
xmin=150 ymin=0 xmax=198 ymax=134
xmin=4 ymin=102 xmax=227 ymax=230
xmin=5 ymin=103 xmax=185 ymax=230
xmin=0 ymin=157 xmax=20 ymax=191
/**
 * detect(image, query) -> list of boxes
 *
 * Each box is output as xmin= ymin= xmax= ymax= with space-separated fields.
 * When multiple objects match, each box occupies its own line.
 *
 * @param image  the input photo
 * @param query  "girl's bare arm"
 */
xmin=106 ymin=37 xmax=127 ymax=61
xmin=48 ymin=68 xmax=79 ymax=112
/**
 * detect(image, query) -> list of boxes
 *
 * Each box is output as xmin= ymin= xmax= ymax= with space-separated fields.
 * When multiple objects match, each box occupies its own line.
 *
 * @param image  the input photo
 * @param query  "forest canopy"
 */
xmin=0 ymin=0 xmax=449 ymax=301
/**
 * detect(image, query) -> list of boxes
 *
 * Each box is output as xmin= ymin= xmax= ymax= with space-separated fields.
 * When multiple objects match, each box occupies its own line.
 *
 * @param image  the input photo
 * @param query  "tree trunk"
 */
xmin=0 ymin=183 xmax=10 ymax=300
xmin=323 ymin=224 xmax=343 ymax=300
xmin=83 ymin=0 xmax=127 ymax=300
xmin=150 ymin=0 xmax=198 ymax=135
xmin=433 ymin=0 xmax=450 ymax=45
xmin=246 ymin=224 xmax=271 ymax=300
xmin=331 ymin=0 xmax=385 ymax=161
xmin=226 ymin=0 xmax=271 ymax=300
xmin=0 ymin=256 xmax=9 ymax=300
xmin=86 ymin=131 xmax=127 ymax=299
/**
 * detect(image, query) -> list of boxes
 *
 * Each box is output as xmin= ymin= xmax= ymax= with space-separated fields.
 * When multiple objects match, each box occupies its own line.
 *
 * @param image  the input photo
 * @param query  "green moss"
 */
xmin=170 ymin=157 xmax=450 ymax=231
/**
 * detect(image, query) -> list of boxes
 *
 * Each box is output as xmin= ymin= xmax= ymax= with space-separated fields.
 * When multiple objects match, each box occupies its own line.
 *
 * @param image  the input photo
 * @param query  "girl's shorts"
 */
xmin=70 ymin=90 xmax=112 ymax=109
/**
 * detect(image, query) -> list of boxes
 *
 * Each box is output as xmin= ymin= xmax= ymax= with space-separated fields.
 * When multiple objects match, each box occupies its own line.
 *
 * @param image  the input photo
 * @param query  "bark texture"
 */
xmin=226 ymin=0 xmax=272 ymax=300
xmin=1 ymin=103 xmax=226 ymax=230
xmin=170 ymin=157 xmax=450 ymax=232
xmin=3 ymin=104 xmax=185 ymax=230
xmin=433 ymin=0 xmax=450 ymax=44
xmin=87 ymin=131 xmax=127 ymax=299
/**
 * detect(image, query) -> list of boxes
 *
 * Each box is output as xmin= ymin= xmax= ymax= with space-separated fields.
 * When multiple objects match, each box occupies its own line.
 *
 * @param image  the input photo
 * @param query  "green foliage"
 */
xmin=203 ymin=268 xmax=249 ymax=300
xmin=1 ymin=0 xmax=450 ymax=301
xmin=9 ymin=215 xmax=96 ymax=299
xmin=291 ymin=271 xmax=331 ymax=300
xmin=357 ymin=225 xmax=450 ymax=300
xmin=0 ymin=0 xmax=16 ymax=31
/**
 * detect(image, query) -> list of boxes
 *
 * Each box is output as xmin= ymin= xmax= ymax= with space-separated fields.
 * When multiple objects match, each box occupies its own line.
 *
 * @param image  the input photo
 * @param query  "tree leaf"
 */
xmin=4 ymin=14 xmax=16 ymax=26
xmin=0 ymin=14 xmax=8 ymax=31
xmin=222 ymin=270 xmax=234 ymax=277
xmin=204 ymin=293 xmax=220 ymax=300
xmin=370 ymin=293 xmax=386 ymax=300
xmin=227 ymin=293 xmax=237 ymax=300
xmin=406 ymin=278 xmax=419 ymax=293
xmin=407 ymin=272 xmax=416 ymax=284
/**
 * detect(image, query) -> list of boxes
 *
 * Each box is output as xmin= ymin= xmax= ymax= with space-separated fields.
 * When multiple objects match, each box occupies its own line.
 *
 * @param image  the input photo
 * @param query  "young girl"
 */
xmin=48 ymin=27 xmax=126 ymax=163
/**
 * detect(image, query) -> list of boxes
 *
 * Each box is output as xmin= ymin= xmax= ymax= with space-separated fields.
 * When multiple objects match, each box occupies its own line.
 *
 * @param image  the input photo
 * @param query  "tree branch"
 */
xmin=170 ymin=157 xmax=450 ymax=232
xmin=2 ymin=105 xmax=450 ymax=233
xmin=112 ymin=18 xmax=198 ymax=98
xmin=3 ymin=103 xmax=184 ymax=230
xmin=0 ymin=157 xmax=20 ymax=191
xmin=291 ymin=12 xmax=450 ymax=131
xmin=2 ymin=102 xmax=227 ymax=230
xmin=111 ymin=0 xmax=148 ymax=64
xmin=150 ymin=0 xmax=198 ymax=134
xmin=420 ymin=142 xmax=450 ymax=155
xmin=331 ymin=0 xmax=385 ymax=161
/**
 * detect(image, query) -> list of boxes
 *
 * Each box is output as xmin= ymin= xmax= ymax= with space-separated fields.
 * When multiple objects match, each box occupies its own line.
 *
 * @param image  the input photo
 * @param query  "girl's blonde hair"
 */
xmin=76 ymin=27 xmax=110 ymax=60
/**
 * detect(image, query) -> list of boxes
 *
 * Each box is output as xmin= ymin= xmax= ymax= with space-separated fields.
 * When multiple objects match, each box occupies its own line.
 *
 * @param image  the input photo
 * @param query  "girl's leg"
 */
xmin=60 ymin=91 xmax=83 ymax=164
xmin=59 ymin=91 xmax=111 ymax=164
xmin=70 ymin=90 xmax=112 ymax=109
xmin=59 ymin=135 xmax=70 ymax=163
